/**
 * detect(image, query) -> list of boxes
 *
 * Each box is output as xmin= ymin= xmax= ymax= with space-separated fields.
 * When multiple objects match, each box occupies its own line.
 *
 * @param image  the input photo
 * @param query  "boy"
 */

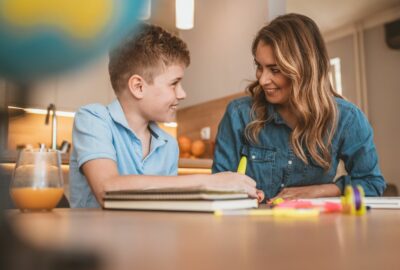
xmin=69 ymin=24 xmax=257 ymax=208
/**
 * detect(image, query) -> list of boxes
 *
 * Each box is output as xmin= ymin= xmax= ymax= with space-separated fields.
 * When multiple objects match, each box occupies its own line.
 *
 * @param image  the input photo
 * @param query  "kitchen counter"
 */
xmin=0 ymin=150 xmax=70 ymax=164
xmin=0 ymin=157 xmax=212 ymax=195
xmin=178 ymin=158 xmax=212 ymax=175
xmin=1 ymin=151 xmax=213 ymax=169
xmin=178 ymin=157 xmax=212 ymax=168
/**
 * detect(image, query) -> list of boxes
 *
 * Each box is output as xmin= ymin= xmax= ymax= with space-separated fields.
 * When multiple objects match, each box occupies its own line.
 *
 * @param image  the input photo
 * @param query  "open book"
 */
xmin=103 ymin=187 xmax=258 ymax=212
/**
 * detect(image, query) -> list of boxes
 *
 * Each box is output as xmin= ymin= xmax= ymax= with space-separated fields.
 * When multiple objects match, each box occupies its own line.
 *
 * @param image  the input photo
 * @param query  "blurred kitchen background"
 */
xmin=0 ymin=0 xmax=399 ymax=203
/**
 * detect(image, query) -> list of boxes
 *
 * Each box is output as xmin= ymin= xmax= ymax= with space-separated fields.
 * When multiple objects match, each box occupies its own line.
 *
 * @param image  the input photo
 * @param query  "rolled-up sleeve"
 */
xmin=336 ymin=107 xmax=386 ymax=196
xmin=212 ymin=101 xmax=244 ymax=173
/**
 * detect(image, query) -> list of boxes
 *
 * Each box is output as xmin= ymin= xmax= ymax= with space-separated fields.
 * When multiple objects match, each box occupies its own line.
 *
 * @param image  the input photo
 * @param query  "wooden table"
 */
xmin=7 ymin=208 xmax=400 ymax=270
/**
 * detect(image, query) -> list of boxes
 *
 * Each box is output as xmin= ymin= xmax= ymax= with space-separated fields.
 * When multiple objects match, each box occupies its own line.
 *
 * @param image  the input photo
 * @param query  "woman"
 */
xmin=212 ymin=13 xmax=386 ymax=200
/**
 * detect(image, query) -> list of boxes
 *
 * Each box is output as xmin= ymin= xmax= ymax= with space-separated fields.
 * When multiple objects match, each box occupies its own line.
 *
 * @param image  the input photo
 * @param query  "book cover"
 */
xmin=103 ymin=187 xmax=258 ymax=212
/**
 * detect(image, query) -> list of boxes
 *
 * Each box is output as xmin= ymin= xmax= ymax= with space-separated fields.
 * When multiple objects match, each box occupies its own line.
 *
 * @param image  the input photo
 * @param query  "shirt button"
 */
xmin=288 ymin=160 xmax=292 ymax=165
xmin=281 ymin=183 xmax=285 ymax=188
xmin=251 ymin=155 xmax=256 ymax=160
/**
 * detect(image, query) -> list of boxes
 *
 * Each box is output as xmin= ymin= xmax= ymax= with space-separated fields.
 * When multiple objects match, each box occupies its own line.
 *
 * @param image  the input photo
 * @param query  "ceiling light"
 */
xmin=139 ymin=0 xmax=151 ymax=20
xmin=176 ymin=0 xmax=194 ymax=30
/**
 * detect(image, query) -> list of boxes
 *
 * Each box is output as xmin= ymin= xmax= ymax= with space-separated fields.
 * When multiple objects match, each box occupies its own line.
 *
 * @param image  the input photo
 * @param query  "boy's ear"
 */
xmin=127 ymin=74 xmax=145 ymax=99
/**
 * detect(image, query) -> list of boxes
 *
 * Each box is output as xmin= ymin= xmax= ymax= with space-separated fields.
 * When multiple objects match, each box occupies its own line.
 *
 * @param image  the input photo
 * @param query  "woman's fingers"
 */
xmin=256 ymin=189 xmax=265 ymax=202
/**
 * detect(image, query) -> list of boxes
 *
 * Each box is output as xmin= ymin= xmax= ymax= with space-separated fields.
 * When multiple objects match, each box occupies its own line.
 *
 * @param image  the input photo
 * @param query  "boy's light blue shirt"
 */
xmin=69 ymin=99 xmax=179 ymax=208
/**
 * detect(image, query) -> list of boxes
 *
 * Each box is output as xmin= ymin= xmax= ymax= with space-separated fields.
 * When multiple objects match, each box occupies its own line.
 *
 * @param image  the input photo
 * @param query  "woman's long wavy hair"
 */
xmin=244 ymin=13 xmax=343 ymax=170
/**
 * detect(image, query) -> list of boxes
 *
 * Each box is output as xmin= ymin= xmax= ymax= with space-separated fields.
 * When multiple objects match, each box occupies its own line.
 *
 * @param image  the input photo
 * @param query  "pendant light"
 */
xmin=176 ymin=0 xmax=194 ymax=30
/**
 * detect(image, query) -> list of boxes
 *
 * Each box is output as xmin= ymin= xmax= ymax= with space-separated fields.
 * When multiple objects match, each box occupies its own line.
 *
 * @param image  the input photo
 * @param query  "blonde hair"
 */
xmin=245 ymin=13 xmax=342 ymax=170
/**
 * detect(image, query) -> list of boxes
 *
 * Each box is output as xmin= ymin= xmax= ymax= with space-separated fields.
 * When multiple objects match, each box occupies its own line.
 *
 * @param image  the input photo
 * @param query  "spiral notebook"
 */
xmin=103 ymin=187 xmax=258 ymax=212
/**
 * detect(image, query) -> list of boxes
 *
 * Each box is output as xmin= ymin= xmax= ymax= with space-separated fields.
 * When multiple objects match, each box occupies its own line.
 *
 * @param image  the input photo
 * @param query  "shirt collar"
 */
xmin=107 ymin=99 xmax=168 ymax=143
xmin=107 ymin=99 xmax=130 ymax=130
xmin=148 ymin=122 xmax=168 ymax=142
xmin=267 ymin=103 xmax=286 ymax=125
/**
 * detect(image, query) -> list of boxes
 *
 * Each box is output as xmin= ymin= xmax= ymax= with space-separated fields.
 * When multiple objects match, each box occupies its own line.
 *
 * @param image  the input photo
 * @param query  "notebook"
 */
xmin=103 ymin=187 xmax=258 ymax=212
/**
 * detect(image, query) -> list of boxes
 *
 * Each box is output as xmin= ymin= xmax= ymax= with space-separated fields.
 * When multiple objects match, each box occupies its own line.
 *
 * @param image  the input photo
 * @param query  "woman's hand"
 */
xmin=256 ymin=189 xmax=265 ymax=203
xmin=270 ymin=184 xmax=341 ymax=201
xmin=202 ymin=172 xmax=258 ymax=198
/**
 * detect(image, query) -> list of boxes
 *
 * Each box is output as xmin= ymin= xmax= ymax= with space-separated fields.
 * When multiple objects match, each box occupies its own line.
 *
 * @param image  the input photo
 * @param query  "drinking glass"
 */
xmin=10 ymin=148 xmax=64 ymax=211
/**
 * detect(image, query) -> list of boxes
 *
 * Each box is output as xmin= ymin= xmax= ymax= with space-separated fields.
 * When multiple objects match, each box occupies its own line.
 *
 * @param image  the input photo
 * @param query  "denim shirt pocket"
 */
xmin=241 ymin=145 xmax=276 ymax=189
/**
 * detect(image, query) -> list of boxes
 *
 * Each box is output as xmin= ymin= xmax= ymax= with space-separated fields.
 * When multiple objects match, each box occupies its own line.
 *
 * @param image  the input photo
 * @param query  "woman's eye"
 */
xmin=271 ymin=68 xmax=280 ymax=73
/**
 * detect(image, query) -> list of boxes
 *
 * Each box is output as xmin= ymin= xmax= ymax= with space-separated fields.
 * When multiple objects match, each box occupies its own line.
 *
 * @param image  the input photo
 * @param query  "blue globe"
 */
xmin=0 ymin=0 xmax=146 ymax=82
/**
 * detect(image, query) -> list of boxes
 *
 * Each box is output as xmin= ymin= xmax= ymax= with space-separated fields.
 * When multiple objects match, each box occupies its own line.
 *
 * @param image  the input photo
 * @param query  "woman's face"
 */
xmin=254 ymin=41 xmax=292 ymax=108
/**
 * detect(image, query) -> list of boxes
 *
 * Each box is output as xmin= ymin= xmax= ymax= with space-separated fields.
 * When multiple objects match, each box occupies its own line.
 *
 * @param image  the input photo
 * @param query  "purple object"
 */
xmin=353 ymin=186 xmax=362 ymax=211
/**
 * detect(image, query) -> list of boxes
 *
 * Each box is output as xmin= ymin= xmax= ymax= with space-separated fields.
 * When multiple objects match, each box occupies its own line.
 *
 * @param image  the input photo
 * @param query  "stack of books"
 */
xmin=103 ymin=187 xmax=258 ymax=212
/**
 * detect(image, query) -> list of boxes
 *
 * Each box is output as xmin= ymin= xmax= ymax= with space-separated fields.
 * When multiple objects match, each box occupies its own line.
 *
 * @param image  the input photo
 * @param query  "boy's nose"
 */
xmin=176 ymin=84 xmax=186 ymax=100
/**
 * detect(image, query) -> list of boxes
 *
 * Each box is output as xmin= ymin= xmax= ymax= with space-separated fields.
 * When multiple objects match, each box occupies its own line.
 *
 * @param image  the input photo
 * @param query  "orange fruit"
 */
xmin=191 ymin=140 xmax=206 ymax=157
xmin=180 ymin=152 xmax=191 ymax=158
xmin=178 ymin=136 xmax=192 ymax=154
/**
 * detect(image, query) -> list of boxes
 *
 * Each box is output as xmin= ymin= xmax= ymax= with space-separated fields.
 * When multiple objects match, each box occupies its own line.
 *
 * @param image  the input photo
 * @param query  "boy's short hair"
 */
xmin=108 ymin=24 xmax=190 ymax=94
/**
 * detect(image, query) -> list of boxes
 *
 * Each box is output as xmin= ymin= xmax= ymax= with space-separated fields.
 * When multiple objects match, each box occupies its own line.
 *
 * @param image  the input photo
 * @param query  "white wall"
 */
xmin=179 ymin=0 xmax=269 ymax=108
xmin=326 ymin=36 xmax=357 ymax=103
xmin=4 ymin=55 xmax=115 ymax=112
xmin=364 ymin=25 xmax=400 ymax=187
xmin=326 ymin=22 xmax=400 ymax=188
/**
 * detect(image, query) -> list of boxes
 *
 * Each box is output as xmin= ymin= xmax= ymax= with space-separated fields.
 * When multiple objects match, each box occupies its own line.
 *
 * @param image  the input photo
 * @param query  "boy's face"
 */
xmin=141 ymin=64 xmax=186 ymax=122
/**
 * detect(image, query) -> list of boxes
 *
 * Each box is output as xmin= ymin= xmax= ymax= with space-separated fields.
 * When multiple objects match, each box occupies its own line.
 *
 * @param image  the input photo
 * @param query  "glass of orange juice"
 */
xmin=10 ymin=148 xmax=64 ymax=211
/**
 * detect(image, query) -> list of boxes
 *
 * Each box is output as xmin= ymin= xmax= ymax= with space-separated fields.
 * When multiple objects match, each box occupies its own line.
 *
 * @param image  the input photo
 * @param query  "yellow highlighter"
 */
xmin=237 ymin=156 xmax=247 ymax=174
xmin=237 ymin=155 xmax=266 ymax=203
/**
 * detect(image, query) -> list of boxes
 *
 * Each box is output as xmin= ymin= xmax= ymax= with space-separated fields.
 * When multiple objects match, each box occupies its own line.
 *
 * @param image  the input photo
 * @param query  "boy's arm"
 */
xmin=82 ymin=158 xmax=259 ymax=207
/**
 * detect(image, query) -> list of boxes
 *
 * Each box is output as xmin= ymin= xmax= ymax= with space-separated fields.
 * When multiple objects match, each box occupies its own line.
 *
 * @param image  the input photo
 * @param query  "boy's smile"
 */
xmin=170 ymin=103 xmax=179 ymax=111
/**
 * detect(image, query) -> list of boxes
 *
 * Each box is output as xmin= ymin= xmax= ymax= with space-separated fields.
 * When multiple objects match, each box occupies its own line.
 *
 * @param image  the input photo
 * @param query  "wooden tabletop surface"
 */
xmin=7 ymin=208 xmax=400 ymax=270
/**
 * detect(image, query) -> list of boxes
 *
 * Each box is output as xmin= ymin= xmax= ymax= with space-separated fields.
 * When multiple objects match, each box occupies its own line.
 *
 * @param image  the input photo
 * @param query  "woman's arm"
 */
xmin=212 ymin=101 xmax=244 ymax=173
xmin=271 ymin=184 xmax=341 ymax=200
xmin=335 ymin=107 xmax=386 ymax=196
xmin=272 ymin=106 xmax=386 ymax=200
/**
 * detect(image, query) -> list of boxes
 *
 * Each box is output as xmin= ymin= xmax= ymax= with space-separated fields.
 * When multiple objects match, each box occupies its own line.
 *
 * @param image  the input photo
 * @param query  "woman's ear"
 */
xmin=127 ymin=74 xmax=145 ymax=99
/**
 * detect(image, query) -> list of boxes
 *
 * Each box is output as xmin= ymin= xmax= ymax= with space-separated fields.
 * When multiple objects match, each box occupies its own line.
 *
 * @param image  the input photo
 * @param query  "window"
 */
xmin=329 ymin=57 xmax=343 ymax=95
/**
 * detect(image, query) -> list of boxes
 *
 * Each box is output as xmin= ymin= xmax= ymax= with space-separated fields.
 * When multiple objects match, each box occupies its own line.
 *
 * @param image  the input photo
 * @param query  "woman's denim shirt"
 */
xmin=212 ymin=96 xmax=386 ymax=198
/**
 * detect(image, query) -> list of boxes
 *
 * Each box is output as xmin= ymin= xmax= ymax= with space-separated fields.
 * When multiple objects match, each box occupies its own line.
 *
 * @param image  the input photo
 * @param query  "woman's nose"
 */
xmin=258 ymin=69 xmax=272 ymax=85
